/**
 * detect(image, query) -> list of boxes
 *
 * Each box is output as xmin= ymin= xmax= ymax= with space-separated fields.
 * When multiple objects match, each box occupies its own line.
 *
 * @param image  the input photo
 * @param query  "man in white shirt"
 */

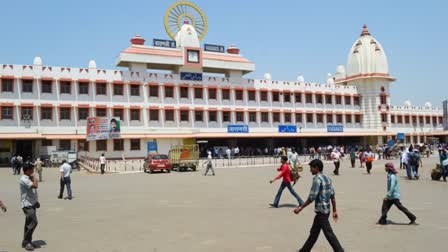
xmin=204 ymin=151 xmax=215 ymax=176
xmin=331 ymin=150 xmax=341 ymax=175
xmin=234 ymin=147 xmax=240 ymax=157
xmin=99 ymin=153 xmax=106 ymax=175
xmin=20 ymin=162 xmax=39 ymax=251
xmin=226 ymin=148 xmax=231 ymax=160
xmin=58 ymin=160 xmax=72 ymax=200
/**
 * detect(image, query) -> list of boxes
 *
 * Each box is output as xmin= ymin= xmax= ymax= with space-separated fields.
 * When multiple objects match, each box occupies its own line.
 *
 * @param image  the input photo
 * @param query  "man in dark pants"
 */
xmin=378 ymin=162 xmax=416 ymax=225
xmin=20 ymin=162 xmax=39 ymax=251
xmin=269 ymin=156 xmax=304 ymax=207
xmin=58 ymin=160 xmax=72 ymax=200
xmin=294 ymin=159 xmax=344 ymax=252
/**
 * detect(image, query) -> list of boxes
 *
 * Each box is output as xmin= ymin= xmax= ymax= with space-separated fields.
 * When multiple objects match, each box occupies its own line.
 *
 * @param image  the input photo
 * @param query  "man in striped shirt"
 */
xmin=294 ymin=159 xmax=344 ymax=252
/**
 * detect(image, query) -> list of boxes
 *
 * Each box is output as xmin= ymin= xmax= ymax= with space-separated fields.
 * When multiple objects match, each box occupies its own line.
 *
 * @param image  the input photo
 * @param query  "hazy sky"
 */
xmin=0 ymin=0 xmax=446 ymax=107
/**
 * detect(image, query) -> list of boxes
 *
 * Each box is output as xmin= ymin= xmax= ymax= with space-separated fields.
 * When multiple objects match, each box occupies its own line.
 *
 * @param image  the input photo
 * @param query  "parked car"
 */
xmin=143 ymin=154 xmax=171 ymax=173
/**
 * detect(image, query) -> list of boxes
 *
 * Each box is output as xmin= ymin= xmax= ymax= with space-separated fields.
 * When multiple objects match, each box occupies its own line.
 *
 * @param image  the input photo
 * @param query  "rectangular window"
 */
xmin=208 ymin=88 xmax=217 ymax=99
xmin=236 ymin=112 xmax=244 ymax=122
xmin=412 ymin=116 xmax=417 ymax=124
xmin=60 ymin=107 xmax=71 ymax=120
xmin=380 ymin=95 xmax=387 ymax=105
xmin=295 ymin=113 xmax=302 ymax=124
xmin=180 ymin=87 xmax=189 ymax=98
xmin=42 ymin=140 xmax=52 ymax=147
xmin=222 ymin=111 xmax=230 ymax=122
xmin=22 ymin=80 xmax=33 ymax=93
xmin=345 ymin=96 xmax=351 ymax=105
xmin=316 ymin=114 xmax=323 ymax=123
xmin=59 ymin=140 xmax=71 ymax=151
xmin=113 ymin=84 xmax=123 ymax=96
xmin=130 ymin=85 xmax=140 ymax=96
xmin=391 ymin=115 xmax=395 ymax=124
xmin=149 ymin=109 xmax=159 ymax=121
xmin=41 ymin=80 xmax=52 ymax=93
xmin=78 ymin=140 xmax=89 ymax=152
xmin=405 ymin=116 xmax=410 ymax=124
xmin=335 ymin=96 xmax=342 ymax=105
xmin=432 ymin=117 xmax=437 ymax=126
xmin=306 ymin=94 xmax=313 ymax=103
xmin=41 ymin=107 xmax=52 ymax=120
xmin=248 ymin=90 xmax=256 ymax=101
xmin=180 ymin=110 xmax=189 ymax=122
xmin=425 ymin=116 xmax=430 ymax=124
xmin=261 ymin=112 xmax=269 ymax=122
xmin=273 ymin=112 xmax=280 ymax=122
xmin=316 ymin=94 xmax=323 ymax=104
xmin=326 ymin=114 xmax=333 ymax=124
xmin=130 ymin=139 xmax=140 ymax=151
xmin=149 ymin=85 xmax=159 ymax=97
xmin=337 ymin=114 xmax=343 ymax=123
xmin=306 ymin=113 xmax=313 ymax=123
xmin=209 ymin=111 xmax=217 ymax=122
xmin=96 ymin=108 xmax=107 ymax=117
xmin=260 ymin=91 xmax=268 ymax=101
xmin=419 ymin=116 xmax=424 ymax=125
xmin=398 ymin=115 xmax=403 ymax=124
xmin=222 ymin=89 xmax=230 ymax=100
xmin=346 ymin=114 xmax=352 ymax=123
xmin=1 ymin=79 xmax=13 ymax=92
xmin=60 ymin=81 xmax=71 ymax=94
xmin=113 ymin=109 xmax=124 ymax=120
xmin=284 ymin=113 xmax=291 ymax=123
xmin=1 ymin=106 xmax=13 ymax=119
xmin=326 ymin=95 xmax=332 ymax=105
xmin=295 ymin=93 xmax=302 ymax=103
xmin=113 ymin=139 xmax=124 ymax=151
xmin=355 ymin=115 xmax=361 ymax=124
xmin=195 ymin=111 xmax=203 ymax=121
xmin=164 ymin=86 xmax=174 ymax=98
xmin=354 ymin=96 xmax=360 ymax=106
xmin=283 ymin=92 xmax=291 ymax=103
xmin=272 ymin=92 xmax=279 ymax=102
xmin=96 ymin=140 xmax=107 ymax=152
xmin=165 ymin=110 xmax=174 ymax=121
xmin=439 ymin=116 xmax=443 ymax=124
xmin=194 ymin=88 xmax=203 ymax=99
xmin=381 ymin=114 xmax=388 ymax=123
xmin=235 ymin=90 xmax=243 ymax=101
xmin=78 ymin=108 xmax=89 ymax=120
xmin=96 ymin=83 xmax=106 ymax=95
xmin=249 ymin=112 xmax=257 ymax=122
xmin=130 ymin=109 xmax=140 ymax=121
xmin=21 ymin=107 xmax=33 ymax=120
xmin=79 ymin=82 xmax=89 ymax=94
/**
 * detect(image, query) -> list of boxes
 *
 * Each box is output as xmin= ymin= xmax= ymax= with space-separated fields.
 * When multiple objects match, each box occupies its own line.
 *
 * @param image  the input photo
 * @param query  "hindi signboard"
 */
xmin=327 ymin=124 xmax=344 ymax=132
xmin=86 ymin=117 xmax=121 ymax=141
xmin=278 ymin=125 xmax=297 ymax=133
xmin=180 ymin=72 xmax=203 ymax=81
xmin=153 ymin=39 xmax=176 ymax=48
xmin=204 ymin=44 xmax=225 ymax=53
xmin=227 ymin=125 xmax=249 ymax=133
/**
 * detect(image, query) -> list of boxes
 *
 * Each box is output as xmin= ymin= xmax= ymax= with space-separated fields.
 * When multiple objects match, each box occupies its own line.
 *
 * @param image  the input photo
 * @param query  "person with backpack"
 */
xmin=365 ymin=150 xmax=375 ymax=174
xmin=408 ymin=149 xmax=423 ymax=180
xmin=269 ymin=156 xmax=304 ymax=208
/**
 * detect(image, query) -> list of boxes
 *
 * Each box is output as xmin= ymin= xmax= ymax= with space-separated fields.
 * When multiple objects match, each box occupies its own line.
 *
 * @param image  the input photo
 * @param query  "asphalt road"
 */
xmin=0 ymin=157 xmax=446 ymax=252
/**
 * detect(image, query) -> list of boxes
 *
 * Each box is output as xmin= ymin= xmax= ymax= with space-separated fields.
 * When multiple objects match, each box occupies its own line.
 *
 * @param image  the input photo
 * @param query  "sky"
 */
xmin=0 ymin=0 xmax=446 ymax=107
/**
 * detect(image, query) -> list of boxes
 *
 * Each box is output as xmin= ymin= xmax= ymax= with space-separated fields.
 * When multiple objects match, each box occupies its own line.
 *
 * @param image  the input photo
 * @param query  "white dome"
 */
xmin=404 ymin=100 xmax=412 ymax=107
xmin=346 ymin=25 xmax=389 ymax=77
xmin=424 ymin=102 xmax=432 ymax=108
xmin=88 ymin=60 xmax=97 ymax=69
xmin=336 ymin=65 xmax=346 ymax=74
xmin=297 ymin=75 xmax=304 ymax=82
xmin=264 ymin=73 xmax=272 ymax=80
xmin=33 ymin=56 xmax=42 ymax=66
xmin=175 ymin=22 xmax=200 ymax=48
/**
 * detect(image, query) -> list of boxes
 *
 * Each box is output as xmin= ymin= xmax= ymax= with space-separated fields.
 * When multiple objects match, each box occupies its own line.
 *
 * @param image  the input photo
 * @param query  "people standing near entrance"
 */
xmin=294 ymin=159 xmax=344 ymax=252
xmin=234 ymin=146 xmax=239 ymax=157
xmin=269 ymin=156 xmax=304 ymax=208
xmin=226 ymin=148 xmax=231 ymax=160
xmin=58 ymin=160 xmax=72 ymax=200
xmin=99 ymin=153 xmax=106 ymax=175
xmin=365 ymin=150 xmax=374 ymax=174
xmin=377 ymin=162 xmax=417 ymax=225
xmin=204 ymin=151 xmax=215 ymax=176
xmin=34 ymin=158 xmax=43 ymax=182
xmin=20 ymin=162 xmax=40 ymax=251
xmin=331 ymin=149 xmax=341 ymax=175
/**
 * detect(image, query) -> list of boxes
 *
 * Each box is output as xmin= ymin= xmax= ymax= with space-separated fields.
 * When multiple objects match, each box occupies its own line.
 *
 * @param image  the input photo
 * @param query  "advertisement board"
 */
xmin=86 ymin=117 xmax=121 ymax=141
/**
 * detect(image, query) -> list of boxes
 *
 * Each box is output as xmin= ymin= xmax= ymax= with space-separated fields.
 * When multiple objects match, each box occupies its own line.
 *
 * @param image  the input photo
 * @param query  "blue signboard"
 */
xmin=147 ymin=141 xmax=158 ymax=152
xmin=327 ymin=125 xmax=344 ymax=132
xmin=204 ymin=44 xmax=225 ymax=53
xmin=278 ymin=125 xmax=297 ymax=133
xmin=180 ymin=72 xmax=203 ymax=81
xmin=387 ymin=139 xmax=395 ymax=147
xmin=397 ymin=133 xmax=405 ymax=140
xmin=153 ymin=39 xmax=176 ymax=48
xmin=227 ymin=125 xmax=249 ymax=133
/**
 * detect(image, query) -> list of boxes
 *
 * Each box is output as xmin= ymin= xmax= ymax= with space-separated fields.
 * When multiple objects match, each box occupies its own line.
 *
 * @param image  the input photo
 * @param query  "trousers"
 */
xmin=22 ymin=206 xmax=38 ymax=246
xmin=273 ymin=181 xmax=304 ymax=206
xmin=299 ymin=213 xmax=344 ymax=252
xmin=333 ymin=161 xmax=340 ymax=175
xmin=204 ymin=163 xmax=215 ymax=176
xmin=378 ymin=198 xmax=416 ymax=224
xmin=366 ymin=161 xmax=372 ymax=174
xmin=100 ymin=164 xmax=105 ymax=174
xmin=59 ymin=177 xmax=72 ymax=198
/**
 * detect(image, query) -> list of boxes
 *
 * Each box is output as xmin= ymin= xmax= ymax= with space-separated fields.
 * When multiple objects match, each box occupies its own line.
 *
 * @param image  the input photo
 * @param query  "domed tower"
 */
xmin=336 ymin=25 xmax=395 ymax=140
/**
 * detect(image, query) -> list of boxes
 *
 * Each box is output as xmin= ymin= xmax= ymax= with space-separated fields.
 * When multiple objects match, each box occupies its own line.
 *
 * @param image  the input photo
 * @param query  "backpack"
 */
xmin=289 ymin=164 xmax=301 ymax=184
xmin=409 ymin=152 xmax=418 ymax=166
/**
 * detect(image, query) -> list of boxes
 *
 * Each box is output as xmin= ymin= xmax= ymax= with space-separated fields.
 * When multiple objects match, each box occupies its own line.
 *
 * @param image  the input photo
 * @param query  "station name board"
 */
xmin=180 ymin=72 xmax=203 ymax=81
xmin=327 ymin=125 xmax=344 ymax=132
xmin=227 ymin=125 xmax=249 ymax=133
xmin=153 ymin=39 xmax=176 ymax=48
xmin=278 ymin=125 xmax=297 ymax=133
xmin=204 ymin=44 xmax=225 ymax=53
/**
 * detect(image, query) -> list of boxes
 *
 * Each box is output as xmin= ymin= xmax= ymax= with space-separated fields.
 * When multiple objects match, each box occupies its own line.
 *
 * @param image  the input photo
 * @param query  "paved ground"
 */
xmin=0 ymin=157 xmax=446 ymax=252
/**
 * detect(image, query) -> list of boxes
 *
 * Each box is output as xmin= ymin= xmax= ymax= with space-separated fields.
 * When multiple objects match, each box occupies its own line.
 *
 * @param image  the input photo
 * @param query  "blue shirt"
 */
xmin=386 ymin=173 xmax=400 ymax=199
xmin=308 ymin=174 xmax=335 ymax=214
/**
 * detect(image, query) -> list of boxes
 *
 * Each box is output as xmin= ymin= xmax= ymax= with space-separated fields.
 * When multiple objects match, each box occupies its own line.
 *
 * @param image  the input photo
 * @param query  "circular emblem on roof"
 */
xmin=164 ymin=1 xmax=208 ymax=41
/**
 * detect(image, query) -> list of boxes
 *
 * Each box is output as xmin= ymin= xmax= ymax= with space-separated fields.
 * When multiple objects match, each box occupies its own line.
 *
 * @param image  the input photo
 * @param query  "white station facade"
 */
xmin=0 ymin=9 xmax=446 ymax=161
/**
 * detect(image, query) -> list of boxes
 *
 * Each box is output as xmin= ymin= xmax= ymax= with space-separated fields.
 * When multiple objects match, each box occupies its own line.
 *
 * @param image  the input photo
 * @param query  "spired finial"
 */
xmin=361 ymin=24 xmax=371 ymax=36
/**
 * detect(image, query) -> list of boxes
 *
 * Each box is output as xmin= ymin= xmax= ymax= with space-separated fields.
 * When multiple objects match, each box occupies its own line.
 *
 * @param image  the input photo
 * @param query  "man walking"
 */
xmin=58 ymin=160 xmax=72 ymax=200
xmin=289 ymin=149 xmax=299 ymax=171
xmin=294 ymin=159 xmax=344 ymax=252
xmin=20 ymin=162 xmax=39 ymax=251
xmin=99 ymin=153 xmax=106 ymax=175
xmin=331 ymin=149 xmax=341 ymax=175
xmin=11 ymin=154 xmax=17 ymax=175
xmin=378 ymin=162 xmax=417 ymax=225
xmin=204 ymin=151 xmax=215 ymax=176
xmin=34 ymin=158 xmax=43 ymax=182
xmin=269 ymin=156 xmax=304 ymax=208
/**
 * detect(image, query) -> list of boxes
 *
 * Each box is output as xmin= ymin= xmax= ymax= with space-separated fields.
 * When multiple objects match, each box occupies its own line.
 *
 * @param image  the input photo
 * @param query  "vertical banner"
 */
xmin=86 ymin=117 xmax=121 ymax=141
